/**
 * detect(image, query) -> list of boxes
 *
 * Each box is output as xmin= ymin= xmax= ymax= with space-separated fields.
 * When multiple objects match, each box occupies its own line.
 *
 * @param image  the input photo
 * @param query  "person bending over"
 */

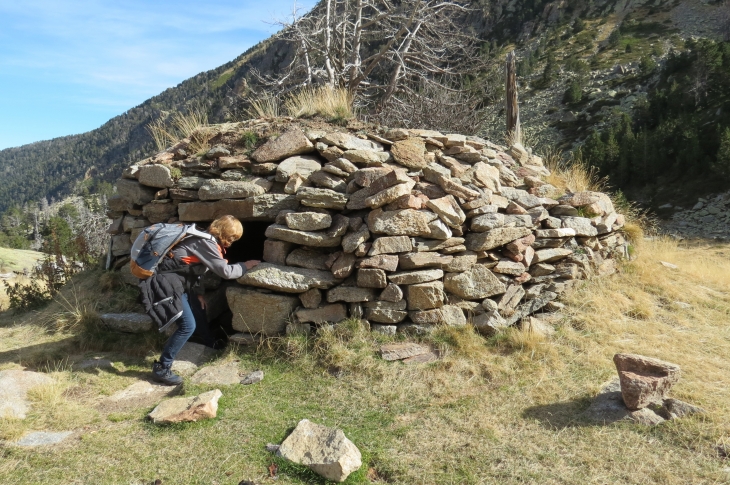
xmin=147 ymin=215 xmax=259 ymax=385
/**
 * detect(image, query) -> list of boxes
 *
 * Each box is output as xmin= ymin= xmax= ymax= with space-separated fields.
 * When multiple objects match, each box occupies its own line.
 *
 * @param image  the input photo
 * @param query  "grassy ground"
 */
xmin=0 ymin=247 xmax=44 ymax=309
xmin=1 ymin=237 xmax=730 ymax=484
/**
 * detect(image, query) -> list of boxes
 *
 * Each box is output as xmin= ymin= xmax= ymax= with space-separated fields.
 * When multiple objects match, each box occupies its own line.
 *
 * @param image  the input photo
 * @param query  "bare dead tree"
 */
xmin=254 ymin=0 xmax=481 ymax=106
xmin=372 ymin=80 xmax=490 ymax=135
xmin=505 ymin=50 xmax=521 ymax=144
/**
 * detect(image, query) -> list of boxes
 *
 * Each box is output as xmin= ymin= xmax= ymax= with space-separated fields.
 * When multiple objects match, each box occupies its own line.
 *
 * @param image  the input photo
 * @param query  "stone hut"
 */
xmin=106 ymin=118 xmax=628 ymax=339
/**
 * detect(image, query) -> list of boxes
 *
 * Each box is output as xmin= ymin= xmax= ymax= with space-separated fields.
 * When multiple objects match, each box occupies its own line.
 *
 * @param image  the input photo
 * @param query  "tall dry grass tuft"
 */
xmin=541 ymin=149 xmax=656 ymax=242
xmin=245 ymin=92 xmax=281 ymax=119
xmin=53 ymin=284 xmax=100 ymax=332
xmin=147 ymin=104 xmax=210 ymax=152
xmin=544 ymin=151 xmax=605 ymax=194
xmin=284 ymin=86 xmax=354 ymax=121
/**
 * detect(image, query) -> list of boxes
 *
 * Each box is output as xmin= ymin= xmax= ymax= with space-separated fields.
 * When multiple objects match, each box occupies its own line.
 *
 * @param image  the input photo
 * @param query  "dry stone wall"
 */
xmin=107 ymin=118 xmax=628 ymax=339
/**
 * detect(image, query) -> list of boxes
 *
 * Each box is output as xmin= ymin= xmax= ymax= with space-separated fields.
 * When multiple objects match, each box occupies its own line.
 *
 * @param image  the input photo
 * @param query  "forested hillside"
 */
xmin=0 ymin=0 xmax=729 ymax=220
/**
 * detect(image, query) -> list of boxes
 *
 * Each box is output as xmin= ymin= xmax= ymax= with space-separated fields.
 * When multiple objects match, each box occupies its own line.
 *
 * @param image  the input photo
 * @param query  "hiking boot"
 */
xmin=151 ymin=360 xmax=183 ymax=385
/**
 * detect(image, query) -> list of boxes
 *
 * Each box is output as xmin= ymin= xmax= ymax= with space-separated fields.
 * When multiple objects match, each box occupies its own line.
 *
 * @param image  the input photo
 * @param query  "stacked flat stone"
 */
xmin=106 ymin=119 xmax=628 ymax=339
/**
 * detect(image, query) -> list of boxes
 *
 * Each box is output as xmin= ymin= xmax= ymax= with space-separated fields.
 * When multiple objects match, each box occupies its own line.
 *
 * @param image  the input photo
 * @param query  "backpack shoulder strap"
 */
xmin=184 ymin=224 xmax=215 ymax=241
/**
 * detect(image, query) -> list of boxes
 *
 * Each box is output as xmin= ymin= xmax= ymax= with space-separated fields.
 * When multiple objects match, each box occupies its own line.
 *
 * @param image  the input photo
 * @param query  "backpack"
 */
xmin=129 ymin=223 xmax=213 ymax=280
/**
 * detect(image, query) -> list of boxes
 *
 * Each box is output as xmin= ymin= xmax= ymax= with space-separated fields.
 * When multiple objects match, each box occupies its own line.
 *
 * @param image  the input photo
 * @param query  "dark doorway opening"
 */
xmin=225 ymin=221 xmax=270 ymax=264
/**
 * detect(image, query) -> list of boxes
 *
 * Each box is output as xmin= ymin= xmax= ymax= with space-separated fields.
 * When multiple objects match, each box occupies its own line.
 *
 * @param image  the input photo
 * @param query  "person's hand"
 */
xmin=244 ymin=260 xmax=261 ymax=270
xmin=197 ymin=294 xmax=207 ymax=310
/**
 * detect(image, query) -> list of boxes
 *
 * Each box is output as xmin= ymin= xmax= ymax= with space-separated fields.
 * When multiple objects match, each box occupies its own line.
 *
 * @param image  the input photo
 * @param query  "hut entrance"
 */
xmin=197 ymin=220 xmax=270 ymax=344
xmin=225 ymin=221 xmax=270 ymax=264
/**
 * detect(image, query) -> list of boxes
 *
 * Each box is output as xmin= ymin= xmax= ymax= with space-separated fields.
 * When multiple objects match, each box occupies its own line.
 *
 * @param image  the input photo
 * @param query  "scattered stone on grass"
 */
xmin=613 ymin=353 xmax=681 ymax=410
xmin=148 ymin=389 xmax=223 ymax=424
xmin=175 ymin=342 xmax=216 ymax=366
xmin=103 ymin=380 xmax=180 ymax=412
xmin=403 ymin=350 xmax=440 ymax=364
xmin=191 ymin=362 xmax=241 ymax=386
xmin=380 ymin=342 xmax=430 ymax=361
xmin=278 ymin=419 xmax=362 ymax=482
xmin=15 ymin=431 xmax=74 ymax=447
xmin=0 ymin=370 xmax=54 ymax=419
xmin=75 ymin=358 xmax=114 ymax=370
xmin=241 ymin=370 xmax=265 ymax=385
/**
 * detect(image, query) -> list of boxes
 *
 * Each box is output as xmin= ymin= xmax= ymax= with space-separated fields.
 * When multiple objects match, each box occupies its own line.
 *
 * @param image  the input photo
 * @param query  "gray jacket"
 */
xmin=172 ymin=236 xmax=247 ymax=281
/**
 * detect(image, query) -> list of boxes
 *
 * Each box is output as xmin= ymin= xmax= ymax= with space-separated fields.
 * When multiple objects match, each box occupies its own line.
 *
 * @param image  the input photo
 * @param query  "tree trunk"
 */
xmin=348 ymin=0 xmax=363 ymax=89
xmin=506 ymin=50 xmax=521 ymax=145
xmin=324 ymin=0 xmax=336 ymax=87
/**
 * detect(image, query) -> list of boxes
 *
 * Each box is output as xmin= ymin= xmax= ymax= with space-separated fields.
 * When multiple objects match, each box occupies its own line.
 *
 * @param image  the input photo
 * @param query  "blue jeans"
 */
xmin=159 ymin=293 xmax=197 ymax=367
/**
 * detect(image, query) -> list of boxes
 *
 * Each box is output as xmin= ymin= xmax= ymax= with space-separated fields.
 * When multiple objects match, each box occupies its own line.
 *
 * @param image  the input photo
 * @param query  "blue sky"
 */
xmin=0 ymin=0 xmax=316 ymax=150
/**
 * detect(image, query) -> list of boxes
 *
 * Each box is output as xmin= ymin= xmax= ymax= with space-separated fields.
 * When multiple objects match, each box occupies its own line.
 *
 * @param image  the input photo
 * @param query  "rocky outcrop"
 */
xmin=107 ymin=120 xmax=629 ymax=340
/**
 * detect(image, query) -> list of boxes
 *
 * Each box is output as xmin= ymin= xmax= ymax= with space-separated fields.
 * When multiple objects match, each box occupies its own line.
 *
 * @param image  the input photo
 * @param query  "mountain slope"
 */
xmin=0 ymin=0 xmax=727 ymax=214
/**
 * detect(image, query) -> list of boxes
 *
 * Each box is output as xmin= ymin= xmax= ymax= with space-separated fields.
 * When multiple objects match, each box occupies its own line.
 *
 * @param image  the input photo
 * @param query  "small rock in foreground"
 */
xmin=380 ymin=342 xmax=430 ymax=361
xmin=278 ymin=419 xmax=362 ymax=482
xmin=613 ymin=353 xmax=681 ymax=410
xmin=148 ymin=389 xmax=223 ymax=424
xmin=241 ymin=370 xmax=264 ymax=385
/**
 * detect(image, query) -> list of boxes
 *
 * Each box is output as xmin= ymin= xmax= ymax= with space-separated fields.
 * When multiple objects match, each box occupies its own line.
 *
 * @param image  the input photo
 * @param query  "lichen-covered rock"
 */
xmin=327 ymin=286 xmax=378 ymax=303
xmin=443 ymin=265 xmax=506 ymax=299
xmin=117 ymin=179 xmax=157 ymax=205
xmin=296 ymin=304 xmax=348 ymax=324
xmin=368 ymin=235 xmax=412 ymax=255
xmin=364 ymin=300 xmax=408 ymax=323
xmin=142 ymin=201 xmax=177 ymax=224
xmin=285 ymin=212 xmax=332 ymax=231
xmin=410 ymin=305 xmax=466 ymax=325
xmin=265 ymin=224 xmax=342 ymax=247
xmin=227 ymin=286 xmax=299 ymax=335
xmin=367 ymin=208 xmax=437 ymax=236
xmin=465 ymin=227 xmax=533 ymax=251
xmin=178 ymin=194 xmax=299 ymax=222
xmin=252 ymin=127 xmax=315 ymax=163
xmin=388 ymin=269 xmax=444 ymax=285
xmin=405 ymin=281 xmax=445 ymax=310
xmin=322 ymin=132 xmax=383 ymax=151
xmin=198 ymin=179 xmax=271 ymax=200
xmin=148 ymin=389 xmax=222 ymax=424
xmin=238 ymin=263 xmax=341 ymax=293
xmin=297 ymin=187 xmax=349 ymax=210
xmin=138 ymin=164 xmax=174 ymax=188
xmin=390 ymin=138 xmax=428 ymax=169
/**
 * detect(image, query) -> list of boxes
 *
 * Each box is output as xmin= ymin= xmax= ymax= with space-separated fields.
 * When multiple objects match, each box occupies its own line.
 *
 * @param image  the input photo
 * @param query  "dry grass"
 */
xmin=245 ymin=91 xmax=281 ymax=119
xmin=543 ymin=152 xmax=657 ymax=241
xmin=284 ymin=86 xmax=355 ymax=121
xmin=545 ymin=152 xmax=605 ymax=194
xmin=147 ymin=105 xmax=211 ymax=152
xmin=2 ymin=240 xmax=730 ymax=483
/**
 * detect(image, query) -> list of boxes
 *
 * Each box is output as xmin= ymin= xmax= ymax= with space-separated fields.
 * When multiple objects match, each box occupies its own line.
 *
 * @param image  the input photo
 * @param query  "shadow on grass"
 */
xmin=0 ymin=336 xmax=77 ymax=366
xmin=522 ymin=395 xmax=625 ymax=430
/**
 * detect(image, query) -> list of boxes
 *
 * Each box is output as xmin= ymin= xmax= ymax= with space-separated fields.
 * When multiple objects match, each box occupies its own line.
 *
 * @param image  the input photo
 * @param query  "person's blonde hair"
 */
xmin=208 ymin=215 xmax=243 ymax=247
